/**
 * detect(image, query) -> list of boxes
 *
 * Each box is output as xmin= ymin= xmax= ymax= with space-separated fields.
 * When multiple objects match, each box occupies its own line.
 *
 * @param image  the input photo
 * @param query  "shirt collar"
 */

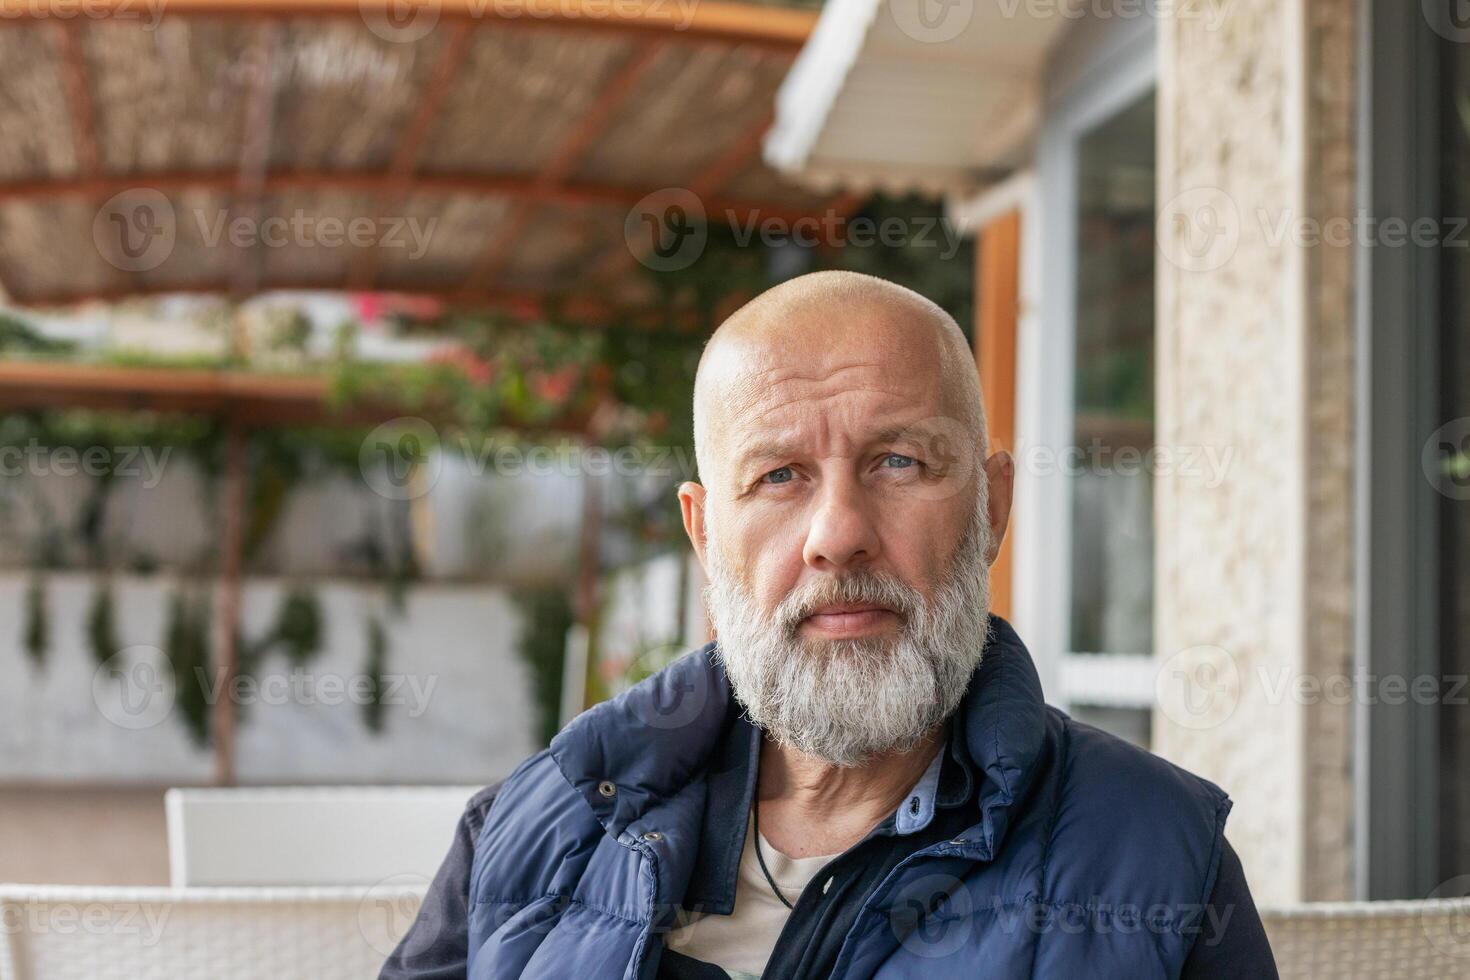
xmin=681 ymin=712 xmax=977 ymax=914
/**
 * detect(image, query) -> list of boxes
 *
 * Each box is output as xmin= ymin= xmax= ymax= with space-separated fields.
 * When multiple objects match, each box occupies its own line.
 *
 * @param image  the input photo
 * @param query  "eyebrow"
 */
xmin=732 ymin=426 xmax=928 ymax=468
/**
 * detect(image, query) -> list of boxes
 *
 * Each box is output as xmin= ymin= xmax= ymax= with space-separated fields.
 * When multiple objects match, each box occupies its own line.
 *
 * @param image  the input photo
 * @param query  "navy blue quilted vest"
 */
xmin=466 ymin=617 xmax=1231 ymax=979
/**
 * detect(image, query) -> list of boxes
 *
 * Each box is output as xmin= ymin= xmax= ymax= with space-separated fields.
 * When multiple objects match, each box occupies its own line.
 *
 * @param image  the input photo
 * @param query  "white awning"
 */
xmin=765 ymin=0 xmax=1068 ymax=195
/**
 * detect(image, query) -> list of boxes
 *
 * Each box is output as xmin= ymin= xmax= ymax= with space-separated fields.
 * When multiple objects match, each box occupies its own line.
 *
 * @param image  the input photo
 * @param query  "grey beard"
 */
xmin=704 ymin=499 xmax=993 ymax=767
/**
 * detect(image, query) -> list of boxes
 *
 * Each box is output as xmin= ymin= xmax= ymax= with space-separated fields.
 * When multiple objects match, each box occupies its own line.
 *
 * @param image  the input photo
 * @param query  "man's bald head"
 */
xmin=692 ymin=271 xmax=985 ymax=488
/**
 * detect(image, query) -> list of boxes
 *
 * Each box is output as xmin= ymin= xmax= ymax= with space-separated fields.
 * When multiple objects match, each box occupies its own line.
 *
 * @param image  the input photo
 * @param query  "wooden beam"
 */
xmin=0 ymin=0 xmax=816 ymax=50
xmin=0 ymin=170 xmax=818 ymax=226
xmin=461 ymin=39 xmax=665 ymax=294
xmin=975 ymin=209 xmax=1021 ymax=620
xmin=53 ymin=21 xmax=98 ymax=178
xmin=349 ymin=20 xmax=475 ymax=291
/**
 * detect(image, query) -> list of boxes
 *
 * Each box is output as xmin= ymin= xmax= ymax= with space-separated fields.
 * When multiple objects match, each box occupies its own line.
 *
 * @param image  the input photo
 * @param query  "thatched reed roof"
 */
xmin=0 ymin=0 xmax=840 ymax=315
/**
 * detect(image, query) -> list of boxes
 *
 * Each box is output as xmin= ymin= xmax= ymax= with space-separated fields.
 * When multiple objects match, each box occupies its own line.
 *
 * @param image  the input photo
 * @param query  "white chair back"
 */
xmin=0 ymin=884 xmax=424 ymax=980
xmin=165 ymin=786 xmax=480 ymax=887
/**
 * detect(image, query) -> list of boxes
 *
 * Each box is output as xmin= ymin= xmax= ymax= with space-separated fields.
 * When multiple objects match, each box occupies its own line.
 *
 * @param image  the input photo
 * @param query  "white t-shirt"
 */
xmin=663 ymin=815 xmax=841 ymax=979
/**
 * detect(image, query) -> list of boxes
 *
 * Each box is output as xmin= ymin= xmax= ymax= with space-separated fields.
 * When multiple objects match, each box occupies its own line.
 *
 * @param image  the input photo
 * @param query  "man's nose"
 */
xmin=802 ymin=481 xmax=880 ymax=571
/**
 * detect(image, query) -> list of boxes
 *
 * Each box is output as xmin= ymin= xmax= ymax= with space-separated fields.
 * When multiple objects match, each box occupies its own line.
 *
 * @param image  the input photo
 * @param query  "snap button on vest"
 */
xmin=598 ymin=780 xmax=617 ymax=798
xmin=642 ymin=831 xmax=663 ymax=842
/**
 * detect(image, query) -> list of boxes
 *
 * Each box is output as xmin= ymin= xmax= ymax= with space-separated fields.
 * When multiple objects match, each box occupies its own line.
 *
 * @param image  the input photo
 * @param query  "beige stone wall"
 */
xmin=1153 ymin=0 xmax=1358 ymax=905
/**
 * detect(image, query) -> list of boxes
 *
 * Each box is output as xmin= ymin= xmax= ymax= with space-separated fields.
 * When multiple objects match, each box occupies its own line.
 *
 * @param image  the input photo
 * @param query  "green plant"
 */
xmin=22 ymin=572 xmax=48 ymax=667
xmin=164 ymin=586 xmax=213 ymax=747
xmin=86 ymin=580 xmax=119 ymax=667
xmin=512 ymin=587 xmax=575 ymax=746
xmin=362 ymin=614 xmax=389 ymax=735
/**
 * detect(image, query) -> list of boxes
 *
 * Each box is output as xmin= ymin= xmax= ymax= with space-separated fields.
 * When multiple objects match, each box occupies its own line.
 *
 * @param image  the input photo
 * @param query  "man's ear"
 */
xmin=678 ymin=481 xmax=710 ymax=571
xmin=981 ymin=451 xmax=1014 ymax=565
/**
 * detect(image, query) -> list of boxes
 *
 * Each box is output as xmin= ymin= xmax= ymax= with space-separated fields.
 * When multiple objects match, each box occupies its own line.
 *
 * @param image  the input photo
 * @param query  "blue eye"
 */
xmin=884 ymin=454 xmax=916 ymax=469
xmin=764 ymin=466 xmax=794 ymax=484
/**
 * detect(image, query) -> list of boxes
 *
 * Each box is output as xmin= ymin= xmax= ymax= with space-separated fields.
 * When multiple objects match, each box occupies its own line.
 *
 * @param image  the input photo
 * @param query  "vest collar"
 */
xmin=548 ymin=615 xmax=1047 ymax=863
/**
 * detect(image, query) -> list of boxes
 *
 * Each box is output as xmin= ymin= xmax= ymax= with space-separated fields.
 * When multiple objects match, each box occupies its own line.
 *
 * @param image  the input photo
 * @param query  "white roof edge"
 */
xmin=764 ymin=0 xmax=884 ymax=176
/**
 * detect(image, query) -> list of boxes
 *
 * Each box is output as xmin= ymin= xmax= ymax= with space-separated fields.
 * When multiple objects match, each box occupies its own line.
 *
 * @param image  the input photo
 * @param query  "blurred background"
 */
xmin=0 ymin=0 xmax=1466 ymax=971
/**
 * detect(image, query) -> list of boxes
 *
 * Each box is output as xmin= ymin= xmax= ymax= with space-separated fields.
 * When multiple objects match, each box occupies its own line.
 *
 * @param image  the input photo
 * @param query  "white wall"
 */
xmin=0 ymin=572 xmax=539 ymax=785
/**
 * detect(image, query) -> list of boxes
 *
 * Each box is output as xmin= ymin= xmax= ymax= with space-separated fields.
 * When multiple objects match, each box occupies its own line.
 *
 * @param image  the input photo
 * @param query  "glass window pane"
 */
xmin=1069 ymin=92 xmax=1157 ymax=657
xmin=1439 ymin=35 xmax=1470 ymax=883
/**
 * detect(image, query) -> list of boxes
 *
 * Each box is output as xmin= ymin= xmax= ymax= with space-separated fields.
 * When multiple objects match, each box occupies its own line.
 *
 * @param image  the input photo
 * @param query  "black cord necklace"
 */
xmin=751 ymin=793 xmax=795 ymax=911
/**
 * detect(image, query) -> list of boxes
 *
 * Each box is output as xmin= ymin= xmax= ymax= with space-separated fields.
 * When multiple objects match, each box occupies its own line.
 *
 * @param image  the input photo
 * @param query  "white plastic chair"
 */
xmin=1262 ymin=899 xmax=1470 ymax=979
xmin=164 ymin=786 xmax=481 ymax=887
xmin=0 ymin=883 xmax=425 ymax=980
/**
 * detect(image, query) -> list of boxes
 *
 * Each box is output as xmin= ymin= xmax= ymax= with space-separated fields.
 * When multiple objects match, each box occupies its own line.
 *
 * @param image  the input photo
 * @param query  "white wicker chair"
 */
xmin=165 ymin=786 xmax=480 ymax=887
xmin=0 ymin=884 xmax=424 ymax=980
xmin=1262 ymin=899 xmax=1470 ymax=979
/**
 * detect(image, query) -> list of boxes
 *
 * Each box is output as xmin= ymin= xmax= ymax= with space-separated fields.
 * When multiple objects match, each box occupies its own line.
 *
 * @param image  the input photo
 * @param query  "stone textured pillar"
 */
xmin=1153 ymin=0 xmax=1358 ymax=904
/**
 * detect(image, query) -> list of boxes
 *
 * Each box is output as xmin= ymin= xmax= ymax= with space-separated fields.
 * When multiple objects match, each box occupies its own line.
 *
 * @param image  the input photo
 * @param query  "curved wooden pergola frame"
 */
xmin=0 ymin=0 xmax=838 ymax=309
xmin=0 ymin=0 xmax=839 ymax=781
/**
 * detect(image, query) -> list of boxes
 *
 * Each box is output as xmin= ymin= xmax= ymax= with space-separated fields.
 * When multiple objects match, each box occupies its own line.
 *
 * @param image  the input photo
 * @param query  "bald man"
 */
xmin=384 ymin=272 xmax=1275 ymax=980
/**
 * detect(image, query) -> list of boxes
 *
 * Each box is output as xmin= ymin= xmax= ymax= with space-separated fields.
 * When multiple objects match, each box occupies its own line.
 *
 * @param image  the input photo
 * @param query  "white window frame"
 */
xmin=1010 ymin=16 xmax=1157 ymax=716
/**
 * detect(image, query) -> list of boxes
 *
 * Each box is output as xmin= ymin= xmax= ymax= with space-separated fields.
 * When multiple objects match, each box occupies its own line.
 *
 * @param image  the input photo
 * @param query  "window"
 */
xmin=1015 ymin=16 xmax=1157 ymax=747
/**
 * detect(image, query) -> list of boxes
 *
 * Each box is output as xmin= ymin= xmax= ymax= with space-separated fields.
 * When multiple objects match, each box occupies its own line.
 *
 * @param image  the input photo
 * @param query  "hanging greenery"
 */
xmin=512 ymin=586 xmax=575 ymax=747
xmin=86 ymin=580 xmax=119 ymax=667
xmin=265 ymin=586 xmax=323 ymax=667
xmin=22 ymin=572 xmax=48 ymax=667
xmin=164 ymin=586 xmax=213 ymax=747
xmin=361 ymin=614 xmax=389 ymax=735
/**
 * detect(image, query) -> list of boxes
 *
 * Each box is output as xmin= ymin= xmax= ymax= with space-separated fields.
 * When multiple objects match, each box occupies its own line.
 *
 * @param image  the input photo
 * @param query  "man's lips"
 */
xmin=799 ymin=604 xmax=899 ymax=637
